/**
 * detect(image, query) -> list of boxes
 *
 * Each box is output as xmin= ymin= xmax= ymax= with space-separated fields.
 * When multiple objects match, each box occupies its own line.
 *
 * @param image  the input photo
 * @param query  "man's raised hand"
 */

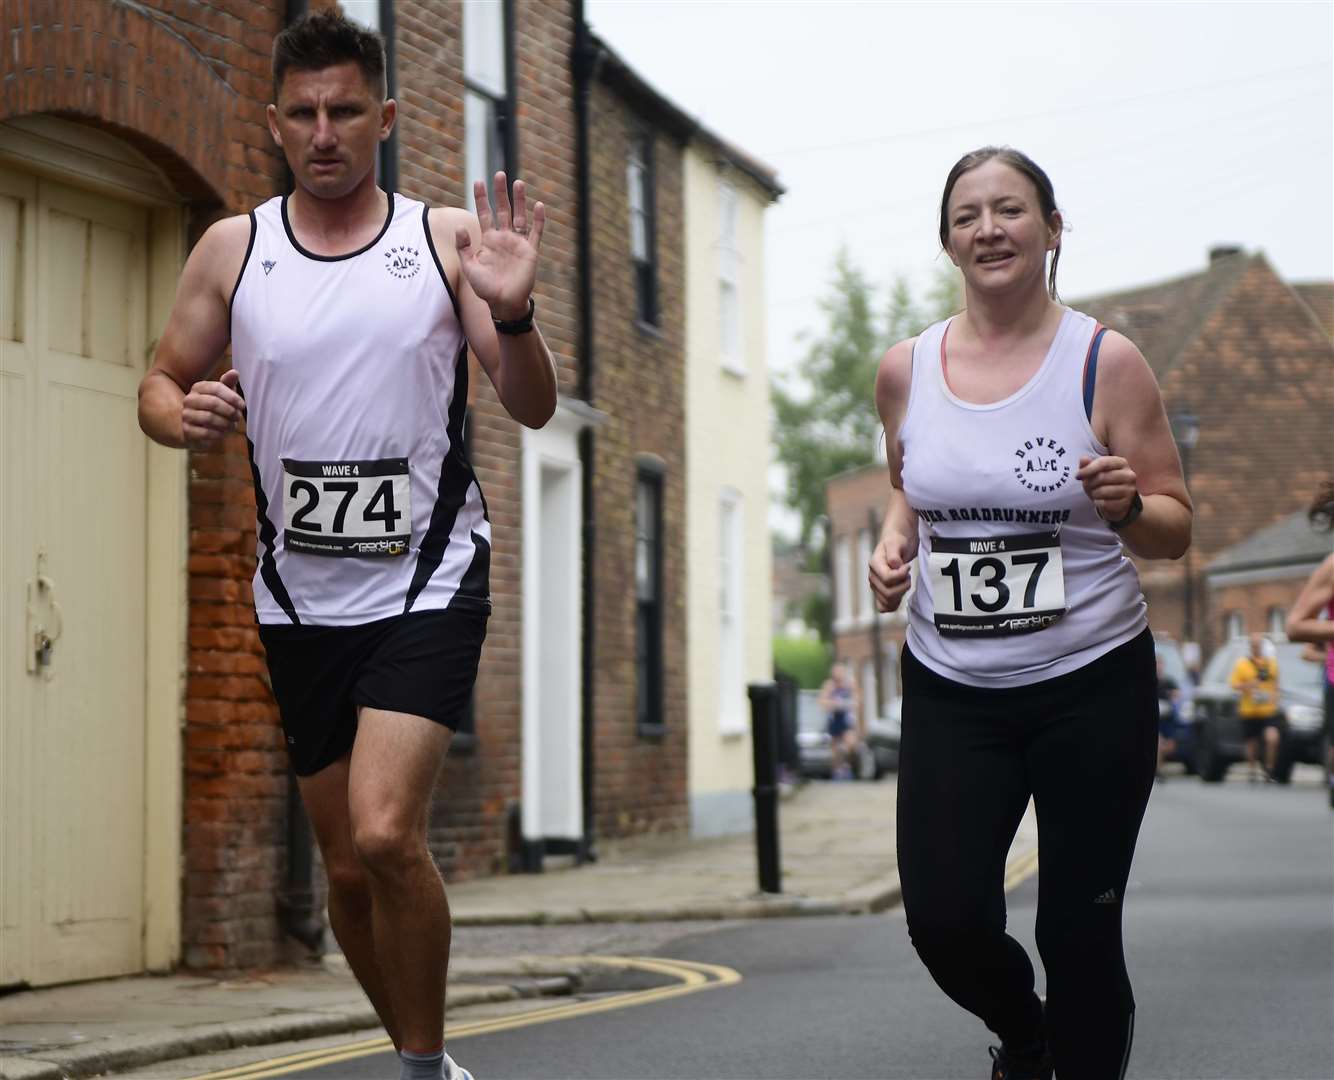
xmin=455 ymin=171 xmax=545 ymax=322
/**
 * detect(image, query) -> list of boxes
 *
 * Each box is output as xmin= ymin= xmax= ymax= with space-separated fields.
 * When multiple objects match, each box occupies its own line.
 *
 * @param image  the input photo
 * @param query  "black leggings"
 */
xmin=897 ymin=629 xmax=1158 ymax=1079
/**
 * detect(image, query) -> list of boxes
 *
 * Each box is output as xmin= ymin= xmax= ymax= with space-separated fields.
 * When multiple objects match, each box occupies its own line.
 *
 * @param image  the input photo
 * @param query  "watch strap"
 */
xmin=1106 ymin=491 xmax=1144 ymax=531
xmin=493 ymin=297 xmax=535 ymax=335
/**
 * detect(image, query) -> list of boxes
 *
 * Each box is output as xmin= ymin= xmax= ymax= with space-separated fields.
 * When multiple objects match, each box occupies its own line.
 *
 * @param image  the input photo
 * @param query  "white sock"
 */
xmin=399 ymin=1046 xmax=445 ymax=1080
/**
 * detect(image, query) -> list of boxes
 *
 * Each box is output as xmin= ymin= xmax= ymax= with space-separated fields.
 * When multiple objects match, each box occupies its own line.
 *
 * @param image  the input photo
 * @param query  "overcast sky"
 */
xmin=585 ymin=1 xmax=1333 ymax=385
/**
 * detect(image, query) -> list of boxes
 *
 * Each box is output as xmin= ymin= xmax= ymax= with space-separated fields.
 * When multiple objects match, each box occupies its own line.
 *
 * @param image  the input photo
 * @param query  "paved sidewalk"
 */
xmin=449 ymin=775 xmax=906 ymax=924
xmin=0 ymin=779 xmax=1038 ymax=1080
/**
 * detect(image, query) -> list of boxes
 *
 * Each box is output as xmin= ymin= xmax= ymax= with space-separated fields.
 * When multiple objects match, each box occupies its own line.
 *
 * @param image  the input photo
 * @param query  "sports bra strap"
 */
xmin=1082 ymin=326 xmax=1108 ymax=422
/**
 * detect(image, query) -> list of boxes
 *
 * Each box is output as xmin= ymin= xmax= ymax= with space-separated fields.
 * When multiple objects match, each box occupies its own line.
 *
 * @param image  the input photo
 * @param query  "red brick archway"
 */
xmin=2 ymin=0 xmax=242 ymax=205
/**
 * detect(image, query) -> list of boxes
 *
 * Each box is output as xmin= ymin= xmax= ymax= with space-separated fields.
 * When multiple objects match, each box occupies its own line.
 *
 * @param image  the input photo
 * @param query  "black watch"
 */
xmin=1105 ymin=492 xmax=1144 ymax=531
xmin=493 ymin=297 xmax=535 ymax=335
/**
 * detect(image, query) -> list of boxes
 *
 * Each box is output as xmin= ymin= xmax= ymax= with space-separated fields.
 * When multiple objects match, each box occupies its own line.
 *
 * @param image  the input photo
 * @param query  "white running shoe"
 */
xmin=443 ymin=1052 xmax=475 ymax=1080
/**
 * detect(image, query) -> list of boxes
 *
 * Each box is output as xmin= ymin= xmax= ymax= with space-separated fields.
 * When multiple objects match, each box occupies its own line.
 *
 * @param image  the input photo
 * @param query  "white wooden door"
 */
xmin=521 ymin=410 xmax=591 ymax=853
xmin=0 ymin=164 xmax=150 ymax=986
xmin=0 ymin=164 xmax=39 ymax=987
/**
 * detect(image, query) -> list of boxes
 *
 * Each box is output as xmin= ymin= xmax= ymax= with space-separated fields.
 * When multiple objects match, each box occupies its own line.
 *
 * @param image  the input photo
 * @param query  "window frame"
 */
xmin=832 ymin=534 xmax=853 ymax=633
xmin=463 ymin=0 xmax=516 ymax=211
xmin=627 ymin=131 xmax=659 ymax=328
xmin=717 ymin=489 xmax=746 ymax=735
xmin=717 ymin=179 xmax=744 ymax=375
xmin=635 ymin=465 xmax=666 ymax=736
xmin=856 ymin=528 xmax=873 ymax=626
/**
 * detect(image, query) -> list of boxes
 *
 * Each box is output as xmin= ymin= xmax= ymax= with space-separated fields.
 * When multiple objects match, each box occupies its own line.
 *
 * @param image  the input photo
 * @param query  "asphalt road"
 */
xmin=238 ymin=771 xmax=1334 ymax=1080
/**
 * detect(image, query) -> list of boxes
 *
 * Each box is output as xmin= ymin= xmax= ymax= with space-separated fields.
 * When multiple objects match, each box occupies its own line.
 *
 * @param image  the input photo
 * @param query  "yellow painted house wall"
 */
xmin=683 ymin=146 xmax=776 ymax=836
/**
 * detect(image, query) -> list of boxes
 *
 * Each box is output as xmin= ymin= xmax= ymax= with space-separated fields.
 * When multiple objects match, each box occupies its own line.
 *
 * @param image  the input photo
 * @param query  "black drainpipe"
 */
xmin=278 ymin=771 xmax=325 ymax=953
xmin=274 ymin=0 xmax=324 ymax=954
xmin=379 ymin=0 xmax=398 ymax=193
xmin=573 ymin=5 xmax=599 ymax=863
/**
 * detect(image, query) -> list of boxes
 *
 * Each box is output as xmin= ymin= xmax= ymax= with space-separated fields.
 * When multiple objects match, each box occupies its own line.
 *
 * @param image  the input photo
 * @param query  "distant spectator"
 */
xmin=1155 ymin=655 xmax=1182 ymax=781
xmin=817 ymin=662 xmax=861 ymax=780
xmin=1229 ymin=633 xmax=1281 ymax=782
xmin=1285 ymin=481 xmax=1334 ymax=807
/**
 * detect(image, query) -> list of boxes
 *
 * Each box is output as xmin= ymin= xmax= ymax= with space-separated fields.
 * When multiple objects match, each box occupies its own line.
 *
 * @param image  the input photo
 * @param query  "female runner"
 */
xmin=869 ymin=146 xmax=1192 ymax=1079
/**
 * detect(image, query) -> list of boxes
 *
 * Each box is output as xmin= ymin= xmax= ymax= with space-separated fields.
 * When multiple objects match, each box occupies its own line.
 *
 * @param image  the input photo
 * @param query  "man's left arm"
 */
xmin=428 ymin=174 xmax=557 ymax=429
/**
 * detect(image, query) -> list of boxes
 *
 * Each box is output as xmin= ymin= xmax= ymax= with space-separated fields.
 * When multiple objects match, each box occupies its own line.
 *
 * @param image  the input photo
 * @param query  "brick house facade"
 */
xmin=1206 ymin=511 xmax=1332 ymax=643
xmin=826 ymin=465 xmax=904 ymax=726
xmin=2 ymin=0 xmax=693 ymax=976
xmin=582 ymin=36 xmax=689 ymax=840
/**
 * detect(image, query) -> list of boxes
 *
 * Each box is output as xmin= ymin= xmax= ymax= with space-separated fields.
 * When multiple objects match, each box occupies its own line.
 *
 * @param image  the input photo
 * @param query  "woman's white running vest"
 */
xmin=901 ymin=308 xmax=1147 ymax=687
xmin=230 ymin=192 xmax=490 ymax=626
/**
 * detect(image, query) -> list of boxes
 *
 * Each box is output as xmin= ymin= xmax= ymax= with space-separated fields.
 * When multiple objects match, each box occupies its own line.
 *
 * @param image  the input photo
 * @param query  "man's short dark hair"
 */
xmin=272 ymin=9 xmax=387 ymax=101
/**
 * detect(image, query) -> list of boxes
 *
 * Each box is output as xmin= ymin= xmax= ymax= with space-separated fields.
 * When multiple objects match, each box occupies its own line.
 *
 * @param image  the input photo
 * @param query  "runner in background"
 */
xmin=1285 ymin=481 xmax=1334 ymax=807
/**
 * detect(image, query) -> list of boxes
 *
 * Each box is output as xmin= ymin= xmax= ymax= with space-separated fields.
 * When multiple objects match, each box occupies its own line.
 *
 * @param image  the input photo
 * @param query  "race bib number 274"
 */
xmin=281 ymin=458 xmax=411 ymax=558
xmin=927 ymin=531 xmax=1066 ymax=637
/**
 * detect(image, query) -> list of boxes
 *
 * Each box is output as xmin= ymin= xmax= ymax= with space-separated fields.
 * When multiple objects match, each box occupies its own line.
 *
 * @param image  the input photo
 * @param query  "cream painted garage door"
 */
xmin=1 ymin=163 xmax=154 ymax=986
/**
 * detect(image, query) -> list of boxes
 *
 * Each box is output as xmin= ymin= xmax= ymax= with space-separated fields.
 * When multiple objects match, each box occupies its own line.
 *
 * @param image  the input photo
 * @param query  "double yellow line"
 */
xmin=187 ymin=956 xmax=742 ymax=1080
xmin=1004 ymin=847 xmax=1040 ymax=892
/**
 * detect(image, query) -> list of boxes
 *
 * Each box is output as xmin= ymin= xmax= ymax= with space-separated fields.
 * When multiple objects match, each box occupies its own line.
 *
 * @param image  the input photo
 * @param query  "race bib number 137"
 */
xmin=281 ymin=458 xmax=411 ymax=558
xmin=927 ymin=531 xmax=1066 ymax=637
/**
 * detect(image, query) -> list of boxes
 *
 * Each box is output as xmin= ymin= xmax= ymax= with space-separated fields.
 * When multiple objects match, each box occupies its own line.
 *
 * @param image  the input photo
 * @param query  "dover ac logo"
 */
xmin=1013 ymin=434 xmax=1071 ymax=493
xmin=384 ymin=245 xmax=421 ymax=280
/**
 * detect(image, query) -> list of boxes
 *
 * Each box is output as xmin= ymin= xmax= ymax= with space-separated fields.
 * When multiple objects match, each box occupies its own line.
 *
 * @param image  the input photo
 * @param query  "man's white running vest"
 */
xmin=901 ymin=308 xmax=1147 ymax=688
xmin=230 ymin=192 xmax=490 ymax=626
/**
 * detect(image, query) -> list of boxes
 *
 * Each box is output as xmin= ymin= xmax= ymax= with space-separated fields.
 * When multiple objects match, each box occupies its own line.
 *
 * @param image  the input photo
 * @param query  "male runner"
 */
xmin=137 ymin=11 xmax=556 ymax=1079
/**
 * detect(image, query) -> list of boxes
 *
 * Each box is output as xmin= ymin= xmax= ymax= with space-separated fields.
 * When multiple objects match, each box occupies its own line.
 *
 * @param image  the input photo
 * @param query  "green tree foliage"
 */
xmin=799 ymin=590 xmax=832 ymax=647
xmin=772 ymin=254 xmax=961 ymax=551
xmin=773 ymin=635 xmax=832 ymax=690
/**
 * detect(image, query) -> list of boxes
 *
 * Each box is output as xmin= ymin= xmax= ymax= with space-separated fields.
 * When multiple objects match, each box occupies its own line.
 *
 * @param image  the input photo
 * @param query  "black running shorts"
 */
xmin=1240 ymin=716 xmax=1277 ymax=741
xmin=258 ymin=607 xmax=488 ymax=776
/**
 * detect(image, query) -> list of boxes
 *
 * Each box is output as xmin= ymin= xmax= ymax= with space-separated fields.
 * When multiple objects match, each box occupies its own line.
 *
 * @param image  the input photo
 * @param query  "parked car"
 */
xmin=795 ymin=689 xmax=899 ymax=780
xmin=1153 ymin=633 xmax=1197 ymax=774
xmin=1191 ymin=639 xmax=1327 ymax=783
xmin=867 ymin=696 xmax=902 ymax=776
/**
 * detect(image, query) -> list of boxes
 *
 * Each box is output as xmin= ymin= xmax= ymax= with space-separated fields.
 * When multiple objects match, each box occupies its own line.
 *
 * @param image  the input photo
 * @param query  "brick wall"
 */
xmin=1210 ymin=577 xmax=1311 ymax=643
xmin=771 ymin=547 xmax=827 ymax=636
xmin=586 ymin=80 xmax=688 ymax=838
xmin=826 ymin=466 xmax=906 ymax=714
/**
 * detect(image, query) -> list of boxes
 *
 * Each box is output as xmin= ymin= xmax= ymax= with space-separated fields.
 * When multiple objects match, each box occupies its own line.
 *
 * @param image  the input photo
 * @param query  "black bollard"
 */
xmin=749 ymin=681 xmax=782 ymax=894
